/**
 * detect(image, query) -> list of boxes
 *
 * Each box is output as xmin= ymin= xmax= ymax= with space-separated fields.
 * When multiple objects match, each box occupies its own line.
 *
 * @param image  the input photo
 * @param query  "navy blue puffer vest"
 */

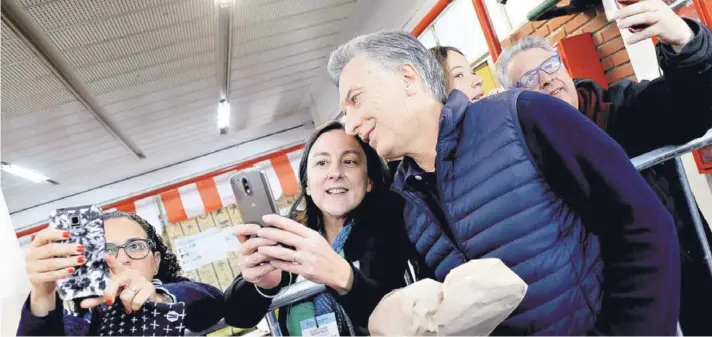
xmin=392 ymin=90 xmax=603 ymax=335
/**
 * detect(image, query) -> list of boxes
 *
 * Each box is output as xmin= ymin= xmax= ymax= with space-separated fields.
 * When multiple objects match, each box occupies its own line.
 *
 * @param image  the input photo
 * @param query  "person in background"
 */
xmin=18 ymin=211 xmax=223 ymax=336
xmin=223 ymin=121 xmax=410 ymax=336
xmin=430 ymin=46 xmax=505 ymax=102
xmin=430 ymin=46 xmax=487 ymax=102
xmin=327 ymin=29 xmax=680 ymax=335
xmin=495 ymin=1 xmax=712 ymax=334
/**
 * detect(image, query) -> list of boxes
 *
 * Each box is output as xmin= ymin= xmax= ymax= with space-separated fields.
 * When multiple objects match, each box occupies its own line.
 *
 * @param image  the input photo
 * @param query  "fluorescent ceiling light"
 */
xmin=218 ymin=100 xmax=231 ymax=133
xmin=1 ymin=162 xmax=51 ymax=183
xmin=216 ymin=0 xmax=234 ymax=8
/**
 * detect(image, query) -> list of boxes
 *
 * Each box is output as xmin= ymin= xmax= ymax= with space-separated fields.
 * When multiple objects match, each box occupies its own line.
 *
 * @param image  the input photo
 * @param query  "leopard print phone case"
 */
xmin=49 ymin=205 xmax=110 ymax=301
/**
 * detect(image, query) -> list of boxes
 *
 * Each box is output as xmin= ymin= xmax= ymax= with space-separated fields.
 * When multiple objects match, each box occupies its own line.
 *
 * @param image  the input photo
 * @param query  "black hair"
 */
xmin=288 ymin=121 xmax=390 ymax=232
xmin=429 ymin=46 xmax=466 ymax=93
xmin=103 ymin=211 xmax=186 ymax=283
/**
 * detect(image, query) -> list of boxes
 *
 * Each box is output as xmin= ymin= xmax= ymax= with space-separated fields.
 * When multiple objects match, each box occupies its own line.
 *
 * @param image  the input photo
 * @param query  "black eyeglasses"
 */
xmin=105 ymin=238 xmax=155 ymax=260
xmin=516 ymin=54 xmax=562 ymax=88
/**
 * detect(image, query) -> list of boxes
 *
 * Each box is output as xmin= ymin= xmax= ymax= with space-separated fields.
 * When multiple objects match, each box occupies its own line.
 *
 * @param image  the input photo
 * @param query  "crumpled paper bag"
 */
xmin=369 ymin=258 xmax=528 ymax=336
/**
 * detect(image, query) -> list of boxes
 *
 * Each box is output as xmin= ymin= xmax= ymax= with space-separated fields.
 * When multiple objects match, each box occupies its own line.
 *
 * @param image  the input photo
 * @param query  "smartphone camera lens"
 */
xmin=71 ymin=216 xmax=79 ymax=225
xmin=241 ymin=177 xmax=252 ymax=196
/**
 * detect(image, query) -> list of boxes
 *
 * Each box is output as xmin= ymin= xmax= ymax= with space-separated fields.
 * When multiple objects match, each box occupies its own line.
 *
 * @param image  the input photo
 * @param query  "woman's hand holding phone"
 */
xmin=256 ymin=214 xmax=355 ymax=295
xmin=25 ymin=228 xmax=86 ymax=316
xmin=615 ymin=0 xmax=694 ymax=51
xmin=234 ymin=224 xmax=282 ymax=290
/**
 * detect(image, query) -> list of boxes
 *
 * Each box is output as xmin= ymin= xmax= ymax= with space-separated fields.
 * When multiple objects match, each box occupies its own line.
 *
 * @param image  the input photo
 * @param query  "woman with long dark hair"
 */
xmin=430 ymin=46 xmax=504 ymax=102
xmin=224 ymin=121 xmax=411 ymax=336
xmin=18 ymin=211 xmax=223 ymax=336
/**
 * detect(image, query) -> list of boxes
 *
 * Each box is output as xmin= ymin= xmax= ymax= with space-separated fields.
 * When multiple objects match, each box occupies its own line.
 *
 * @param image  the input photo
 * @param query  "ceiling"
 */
xmin=1 ymin=0 xmax=435 ymax=228
xmin=1 ymin=0 xmax=358 ymax=214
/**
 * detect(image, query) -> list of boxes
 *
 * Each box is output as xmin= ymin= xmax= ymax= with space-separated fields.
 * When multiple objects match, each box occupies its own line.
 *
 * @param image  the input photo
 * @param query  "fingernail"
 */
xmin=106 ymin=299 xmax=113 ymax=305
xmin=77 ymin=256 xmax=85 ymax=263
xmin=77 ymin=245 xmax=85 ymax=253
xmin=63 ymin=232 xmax=70 ymax=239
xmin=67 ymin=267 xmax=75 ymax=274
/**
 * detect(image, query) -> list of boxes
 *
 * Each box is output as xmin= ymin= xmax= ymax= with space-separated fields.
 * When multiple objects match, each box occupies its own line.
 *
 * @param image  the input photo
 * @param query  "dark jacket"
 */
xmin=574 ymin=18 xmax=712 ymax=336
xmin=16 ymin=280 xmax=224 ymax=336
xmin=223 ymin=193 xmax=411 ymax=336
xmin=393 ymin=89 xmax=679 ymax=335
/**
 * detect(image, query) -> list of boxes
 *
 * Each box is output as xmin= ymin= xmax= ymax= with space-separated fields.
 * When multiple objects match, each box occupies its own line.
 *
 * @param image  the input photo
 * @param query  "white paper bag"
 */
xmin=369 ymin=258 xmax=527 ymax=336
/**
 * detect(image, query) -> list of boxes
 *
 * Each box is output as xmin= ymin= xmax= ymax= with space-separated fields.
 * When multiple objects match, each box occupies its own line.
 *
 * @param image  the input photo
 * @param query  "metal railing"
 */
xmin=630 ymin=133 xmax=712 ymax=337
xmin=631 ymin=132 xmax=712 ymax=281
xmin=183 ymin=281 xmax=327 ymax=336
xmin=258 ymin=280 xmax=326 ymax=336
xmin=267 ymin=279 xmax=326 ymax=311
xmin=259 ymin=260 xmax=420 ymax=335
xmin=190 ymin=133 xmax=712 ymax=336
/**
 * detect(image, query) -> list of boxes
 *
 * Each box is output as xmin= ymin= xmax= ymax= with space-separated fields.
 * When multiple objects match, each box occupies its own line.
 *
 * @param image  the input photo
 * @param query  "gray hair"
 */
xmin=495 ymin=36 xmax=557 ymax=89
xmin=327 ymin=30 xmax=447 ymax=103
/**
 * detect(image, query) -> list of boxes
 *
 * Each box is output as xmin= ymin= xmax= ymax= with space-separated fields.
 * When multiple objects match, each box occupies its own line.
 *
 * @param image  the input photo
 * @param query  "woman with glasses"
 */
xmin=17 ymin=211 xmax=223 ymax=336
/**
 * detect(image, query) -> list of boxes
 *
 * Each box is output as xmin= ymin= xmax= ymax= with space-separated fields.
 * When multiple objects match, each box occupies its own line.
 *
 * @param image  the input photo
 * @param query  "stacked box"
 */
xmin=160 ymin=204 xmax=256 ymax=291
xmin=224 ymin=205 xmax=244 ymax=276
xmin=163 ymin=220 xmax=200 ymax=282
xmin=156 ymin=193 xmax=299 ymax=335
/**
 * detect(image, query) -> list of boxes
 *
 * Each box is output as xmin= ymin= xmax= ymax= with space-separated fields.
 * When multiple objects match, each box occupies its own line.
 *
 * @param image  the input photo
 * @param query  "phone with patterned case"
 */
xmin=49 ymin=205 xmax=110 ymax=301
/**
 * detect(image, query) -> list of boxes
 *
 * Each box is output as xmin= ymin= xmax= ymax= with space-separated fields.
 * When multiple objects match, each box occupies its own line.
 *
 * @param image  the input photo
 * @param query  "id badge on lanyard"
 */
xmin=299 ymin=313 xmax=339 ymax=337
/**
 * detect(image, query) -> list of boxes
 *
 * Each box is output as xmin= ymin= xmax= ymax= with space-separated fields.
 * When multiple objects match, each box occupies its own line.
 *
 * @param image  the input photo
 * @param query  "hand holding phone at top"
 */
xmin=615 ymin=0 xmax=694 ymax=51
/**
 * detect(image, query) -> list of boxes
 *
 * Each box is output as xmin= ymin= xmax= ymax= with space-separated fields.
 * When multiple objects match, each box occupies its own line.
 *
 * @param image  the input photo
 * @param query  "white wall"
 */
xmin=0 ymin=190 xmax=31 ymax=335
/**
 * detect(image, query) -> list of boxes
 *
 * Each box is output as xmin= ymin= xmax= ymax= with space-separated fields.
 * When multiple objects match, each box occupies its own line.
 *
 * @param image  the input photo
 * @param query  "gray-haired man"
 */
xmin=495 ymin=1 xmax=712 ymax=334
xmin=327 ymin=29 xmax=679 ymax=335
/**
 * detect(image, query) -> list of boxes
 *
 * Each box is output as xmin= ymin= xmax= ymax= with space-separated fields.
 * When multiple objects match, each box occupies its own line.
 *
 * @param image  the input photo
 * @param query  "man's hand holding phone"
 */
xmin=615 ymin=0 xmax=694 ymax=52
xmin=234 ymin=224 xmax=282 ymax=290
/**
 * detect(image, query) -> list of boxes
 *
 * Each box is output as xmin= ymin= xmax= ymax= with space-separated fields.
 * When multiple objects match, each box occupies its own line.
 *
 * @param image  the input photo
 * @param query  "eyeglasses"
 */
xmin=105 ymin=238 xmax=154 ymax=260
xmin=516 ymin=54 xmax=562 ymax=88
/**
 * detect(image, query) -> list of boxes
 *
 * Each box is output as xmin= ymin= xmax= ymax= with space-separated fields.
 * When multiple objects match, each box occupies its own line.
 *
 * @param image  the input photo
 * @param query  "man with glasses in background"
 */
xmin=495 ymin=0 xmax=712 ymax=334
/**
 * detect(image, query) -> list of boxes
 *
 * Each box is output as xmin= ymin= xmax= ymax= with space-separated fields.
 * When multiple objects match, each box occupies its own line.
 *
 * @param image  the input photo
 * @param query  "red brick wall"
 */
xmin=500 ymin=5 xmax=637 ymax=85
